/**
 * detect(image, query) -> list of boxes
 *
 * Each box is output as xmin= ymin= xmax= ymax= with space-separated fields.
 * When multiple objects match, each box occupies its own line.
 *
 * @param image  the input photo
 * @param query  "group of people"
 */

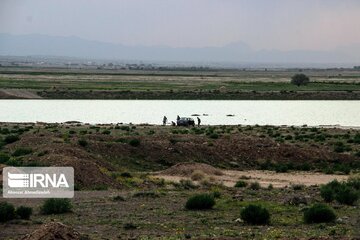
xmin=162 ymin=115 xmax=201 ymax=127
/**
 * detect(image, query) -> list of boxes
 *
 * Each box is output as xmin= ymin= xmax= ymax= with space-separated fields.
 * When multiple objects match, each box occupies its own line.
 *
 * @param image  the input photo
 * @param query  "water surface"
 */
xmin=1 ymin=100 xmax=359 ymax=127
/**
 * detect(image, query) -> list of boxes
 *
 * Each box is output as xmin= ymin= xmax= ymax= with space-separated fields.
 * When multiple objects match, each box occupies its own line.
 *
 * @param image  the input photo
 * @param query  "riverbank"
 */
xmin=1 ymin=123 xmax=360 ymax=239
xmin=0 ymin=123 xmax=359 ymax=183
xmin=1 ymin=67 xmax=360 ymax=100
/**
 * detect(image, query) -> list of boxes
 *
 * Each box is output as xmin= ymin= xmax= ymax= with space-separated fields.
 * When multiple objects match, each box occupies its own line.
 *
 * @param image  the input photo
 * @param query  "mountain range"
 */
xmin=0 ymin=33 xmax=359 ymax=65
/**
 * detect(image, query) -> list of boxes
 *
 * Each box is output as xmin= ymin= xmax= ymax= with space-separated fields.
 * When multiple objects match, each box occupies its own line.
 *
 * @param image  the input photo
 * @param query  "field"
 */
xmin=0 ymin=123 xmax=360 ymax=239
xmin=1 ymin=67 xmax=360 ymax=99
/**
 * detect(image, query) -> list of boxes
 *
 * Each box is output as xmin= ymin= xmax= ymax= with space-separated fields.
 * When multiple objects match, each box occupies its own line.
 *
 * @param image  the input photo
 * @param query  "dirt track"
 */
xmin=155 ymin=169 xmax=349 ymax=188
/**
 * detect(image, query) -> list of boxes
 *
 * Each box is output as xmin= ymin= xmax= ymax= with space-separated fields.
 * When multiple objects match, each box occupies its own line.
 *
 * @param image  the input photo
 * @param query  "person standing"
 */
xmin=163 ymin=116 xmax=167 ymax=126
xmin=197 ymin=117 xmax=201 ymax=127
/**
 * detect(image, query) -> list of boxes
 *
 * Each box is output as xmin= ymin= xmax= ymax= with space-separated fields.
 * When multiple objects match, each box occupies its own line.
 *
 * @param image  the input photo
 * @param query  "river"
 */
xmin=1 ymin=100 xmax=359 ymax=127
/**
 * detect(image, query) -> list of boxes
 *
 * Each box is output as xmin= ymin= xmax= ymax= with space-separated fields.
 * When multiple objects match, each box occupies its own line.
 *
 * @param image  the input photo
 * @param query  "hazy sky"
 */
xmin=1 ymin=0 xmax=360 ymax=51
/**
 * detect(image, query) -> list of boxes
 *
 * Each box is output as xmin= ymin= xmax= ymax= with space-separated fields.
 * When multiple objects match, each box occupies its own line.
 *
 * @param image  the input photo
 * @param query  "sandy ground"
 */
xmin=154 ymin=170 xmax=349 ymax=188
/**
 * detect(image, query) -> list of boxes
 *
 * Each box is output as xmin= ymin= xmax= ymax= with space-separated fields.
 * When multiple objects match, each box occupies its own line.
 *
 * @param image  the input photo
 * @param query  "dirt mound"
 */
xmin=160 ymin=162 xmax=223 ymax=177
xmin=6 ymin=132 xmax=119 ymax=189
xmin=21 ymin=222 xmax=88 ymax=240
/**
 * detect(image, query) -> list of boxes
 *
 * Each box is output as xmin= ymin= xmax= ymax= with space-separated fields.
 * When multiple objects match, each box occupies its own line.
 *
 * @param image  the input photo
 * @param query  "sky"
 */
xmin=1 ymin=0 xmax=360 ymax=51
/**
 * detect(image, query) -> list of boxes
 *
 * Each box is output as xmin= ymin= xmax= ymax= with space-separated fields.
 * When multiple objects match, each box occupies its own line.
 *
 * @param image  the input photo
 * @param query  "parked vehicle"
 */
xmin=177 ymin=117 xmax=195 ymax=127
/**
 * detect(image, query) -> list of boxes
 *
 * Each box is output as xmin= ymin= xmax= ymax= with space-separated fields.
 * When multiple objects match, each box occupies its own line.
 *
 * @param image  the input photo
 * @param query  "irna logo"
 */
xmin=7 ymin=172 xmax=69 ymax=188
xmin=3 ymin=167 xmax=74 ymax=198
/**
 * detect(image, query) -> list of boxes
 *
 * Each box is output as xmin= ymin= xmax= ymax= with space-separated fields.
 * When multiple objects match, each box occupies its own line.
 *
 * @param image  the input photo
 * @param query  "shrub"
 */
xmin=292 ymin=184 xmax=305 ymax=191
xmin=320 ymin=179 xmax=359 ymax=205
xmin=123 ymin=222 xmax=138 ymax=230
xmin=234 ymin=180 xmax=248 ymax=188
xmin=209 ymin=133 xmax=219 ymax=139
xmin=240 ymin=204 xmax=270 ymax=225
xmin=0 ymin=128 xmax=10 ymax=134
xmin=102 ymin=130 xmax=111 ymax=135
xmin=133 ymin=191 xmax=159 ymax=198
xmin=12 ymin=148 xmax=33 ymax=157
xmin=185 ymin=194 xmax=215 ymax=210
xmin=15 ymin=206 xmax=32 ymax=220
xmin=129 ymin=139 xmax=140 ymax=147
xmin=303 ymin=203 xmax=336 ymax=224
xmin=333 ymin=142 xmax=351 ymax=153
xmin=0 ymin=202 xmax=15 ymax=222
xmin=320 ymin=185 xmax=335 ymax=202
xmin=335 ymin=186 xmax=359 ymax=205
xmin=120 ymin=172 xmax=132 ymax=178
xmin=41 ymin=198 xmax=72 ymax=215
xmin=4 ymin=135 xmax=19 ymax=144
xmin=113 ymin=195 xmax=125 ymax=201
xmin=78 ymin=139 xmax=88 ymax=147
xmin=0 ymin=152 xmax=10 ymax=164
xmin=212 ymin=190 xmax=221 ymax=199
xmin=191 ymin=170 xmax=205 ymax=181
xmin=249 ymin=181 xmax=261 ymax=190
xmin=120 ymin=126 xmax=130 ymax=131
xmin=177 ymin=179 xmax=197 ymax=190
xmin=275 ymin=164 xmax=288 ymax=173
xmin=347 ymin=176 xmax=360 ymax=190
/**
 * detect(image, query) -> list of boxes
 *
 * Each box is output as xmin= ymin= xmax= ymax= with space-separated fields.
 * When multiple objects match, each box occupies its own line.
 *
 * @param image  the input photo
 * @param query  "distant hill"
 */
xmin=0 ymin=33 xmax=359 ymax=64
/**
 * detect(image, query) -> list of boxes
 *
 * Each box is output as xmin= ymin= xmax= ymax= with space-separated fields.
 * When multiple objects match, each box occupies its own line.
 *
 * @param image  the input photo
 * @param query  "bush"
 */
xmin=12 ymin=148 xmax=32 ymax=157
xmin=249 ymin=181 xmax=261 ymax=190
xmin=185 ymin=194 xmax=215 ymax=210
xmin=177 ymin=179 xmax=197 ymax=190
xmin=335 ymin=186 xmax=359 ymax=205
xmin=209 ymin=133 xmax=219 ymax=139
xmin=347 ymin=176 xmax=360 ymax=190
xmin=120 ymin=172 xmax=132 ymax=178
xmin=275 ymin=164 xmax=288 ymax=173
xmin=15 ymin=206 xmax=32 ymax=220
xmin=240 ymin=204 xmax=270 ymax=225
xmin=320 ymin=185 xmax=335 ymax=202
xmin=0 ymin=202 xmax=16 ymax=222
xmin=234 ymin=180 xmax=248 ymax=188
xmin=0 ymin=152 xmax=10 ymax=163
xmin=291 ymin=74 xmax=310 ymax=86
xmin=320 ymin=179 xmax=359 ymax=205
xmin=133 ymin=191 xmax=159 ymax=198
xmin=102 ymin=130 xmax=111 ymax=135
xmin=212 ymin=190 xmax=221 ymax=199
xmin=113 ymin=195 xmax=125 ymax=201
xmin=41 ymin=198 xmax=72 ymax=215
xmin=78 ymin=139 xmax=88 ymax=147
xmin=129 ymin=139 xmax=140 ymax=147
xmin=292 ymin=184 xmax=305 ymax=191
xmin=303 ymin=203 xmax=336 ymax=224
xmin=4 ymin=135 xmax=19 ymax=144
xmin=191 ymin=170 xmax=205 ymax=181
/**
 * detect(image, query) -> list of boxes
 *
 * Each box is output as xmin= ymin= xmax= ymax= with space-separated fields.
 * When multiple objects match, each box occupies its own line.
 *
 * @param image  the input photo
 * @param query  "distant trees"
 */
xmin=291 ymin=74 xmax=310 ymax=86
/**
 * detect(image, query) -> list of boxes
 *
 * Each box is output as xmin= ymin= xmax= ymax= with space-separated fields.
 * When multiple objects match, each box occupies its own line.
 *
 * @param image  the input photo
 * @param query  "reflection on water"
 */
xmin=1 ymin=100 xmax=359 ymax=127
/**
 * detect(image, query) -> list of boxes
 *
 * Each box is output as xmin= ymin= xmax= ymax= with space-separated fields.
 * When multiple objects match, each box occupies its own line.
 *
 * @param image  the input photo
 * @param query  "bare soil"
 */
xmin=0 ymin=89 xmax=41 ymax=99
xmin=155 ymin=163 xmax=349 ymax=188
